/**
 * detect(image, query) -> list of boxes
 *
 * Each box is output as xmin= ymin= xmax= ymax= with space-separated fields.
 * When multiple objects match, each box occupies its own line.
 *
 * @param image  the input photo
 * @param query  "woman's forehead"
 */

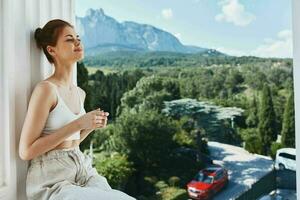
xmin=61 ymin=26 xmax=78 ymax=37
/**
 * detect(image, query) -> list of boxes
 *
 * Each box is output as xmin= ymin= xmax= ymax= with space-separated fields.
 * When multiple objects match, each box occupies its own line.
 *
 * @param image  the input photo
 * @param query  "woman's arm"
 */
xmin=23 ymin=120 xmax=82 ymax=160
xmin=19 ymin=82 xmax=83 ymax=161
xmin=80 ymin=129 xmax=94 ymax=143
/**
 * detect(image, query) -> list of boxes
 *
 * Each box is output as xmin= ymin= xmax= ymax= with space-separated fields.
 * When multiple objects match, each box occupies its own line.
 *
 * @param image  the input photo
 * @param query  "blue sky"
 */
xmin=75 ymin=0 xmax=292 ymax=58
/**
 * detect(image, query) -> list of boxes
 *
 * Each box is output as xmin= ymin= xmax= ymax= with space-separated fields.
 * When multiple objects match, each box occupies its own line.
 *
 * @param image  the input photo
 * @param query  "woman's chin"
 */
xmin=74 ymin=54 xmax=84 ymax=62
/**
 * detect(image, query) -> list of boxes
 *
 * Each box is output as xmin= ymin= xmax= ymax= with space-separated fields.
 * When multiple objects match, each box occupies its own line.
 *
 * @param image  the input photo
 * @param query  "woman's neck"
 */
xmin=52 ymin=62 xmax=74 ymax=88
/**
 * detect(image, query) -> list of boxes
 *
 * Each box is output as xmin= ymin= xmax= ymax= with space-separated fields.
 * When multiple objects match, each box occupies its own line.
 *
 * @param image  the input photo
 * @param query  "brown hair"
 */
xmin=34 ymin=19 xmax=73 ymax=63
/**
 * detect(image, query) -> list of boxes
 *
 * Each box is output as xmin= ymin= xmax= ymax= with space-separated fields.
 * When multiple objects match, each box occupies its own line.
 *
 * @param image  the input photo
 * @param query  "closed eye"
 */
xmin=66 ymin=39 xmax=75 ymax=42
xmin=66 ymin=38 xmax=81 ymax=42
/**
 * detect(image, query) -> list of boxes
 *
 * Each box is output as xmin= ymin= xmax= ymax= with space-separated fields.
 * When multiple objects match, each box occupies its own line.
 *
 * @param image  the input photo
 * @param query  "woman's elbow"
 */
xmin=19 ymin=147 xmax=32 ymax=161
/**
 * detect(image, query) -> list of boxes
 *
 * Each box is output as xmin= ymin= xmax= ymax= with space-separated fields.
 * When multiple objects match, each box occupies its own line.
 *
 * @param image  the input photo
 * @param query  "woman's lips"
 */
xmin=74 ymin=48 xmax=82 ymax=52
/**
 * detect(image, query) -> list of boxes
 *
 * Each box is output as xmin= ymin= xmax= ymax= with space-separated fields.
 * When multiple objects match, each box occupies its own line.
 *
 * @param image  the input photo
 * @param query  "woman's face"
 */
xmin=49 ymin=26 xmax=84 ymax=64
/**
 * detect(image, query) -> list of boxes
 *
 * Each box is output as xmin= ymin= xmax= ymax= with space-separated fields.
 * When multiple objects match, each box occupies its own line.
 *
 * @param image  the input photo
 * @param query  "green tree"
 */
xmin=246 ymin=96 xmax=259 ymax=127
xmin=94 ymin=152 xmax=135 ymax=190
xmin=77 ymin=62 xmax=93 ymax=150
xmin=281 ymin=92 xmax=295 ymax=147
xmin=117 ymin=76 xmax=180 ymax=116
xmin=258 ymin=84 xmax=278 ymax=155
xmin=77 ymin=62 xmax=92 ymax=111
xmin=114 ymin=109 xmax=177 ymax=172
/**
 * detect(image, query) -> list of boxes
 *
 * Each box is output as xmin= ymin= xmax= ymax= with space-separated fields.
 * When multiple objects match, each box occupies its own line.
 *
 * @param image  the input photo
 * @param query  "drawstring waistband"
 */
xmin=30 ymin=146 xmax=81 ymax=164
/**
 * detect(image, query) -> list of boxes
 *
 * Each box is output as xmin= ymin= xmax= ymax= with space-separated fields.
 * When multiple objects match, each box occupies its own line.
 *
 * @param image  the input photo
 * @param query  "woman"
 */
xmin=18 ymin=19 xmax=136 ymax=200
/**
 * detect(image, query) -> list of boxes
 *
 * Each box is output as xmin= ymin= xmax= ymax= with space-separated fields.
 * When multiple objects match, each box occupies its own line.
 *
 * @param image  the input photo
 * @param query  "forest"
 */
xmin=77 ymin=52 xmax=294 ymax=199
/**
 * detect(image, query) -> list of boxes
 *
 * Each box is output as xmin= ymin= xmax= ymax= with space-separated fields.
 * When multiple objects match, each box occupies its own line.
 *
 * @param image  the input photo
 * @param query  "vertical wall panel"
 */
xmin=40 ymin=0 xmax=53 ymax=79
xmin=0 ymin=0 xmax=75 ymax=199
xmin=293 ymin=0 xmax=300 ymax=199
xmin=0 ymin=0 xmax=5 ymax=190
xmin=0 ymin=0 xmax=17 ymax=198
xmin=14 ymin=0 xmax=29 ymax=198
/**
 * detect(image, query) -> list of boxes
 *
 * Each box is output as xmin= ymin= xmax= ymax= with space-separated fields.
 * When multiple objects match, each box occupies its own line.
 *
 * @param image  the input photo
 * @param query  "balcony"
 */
xmin=1 ymin=0 xmax=300 ymax=200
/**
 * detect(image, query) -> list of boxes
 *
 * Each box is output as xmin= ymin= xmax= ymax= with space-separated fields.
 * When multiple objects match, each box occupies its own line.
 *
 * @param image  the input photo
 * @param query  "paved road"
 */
xmin=207 ymin=142 xmax=274 ymax=200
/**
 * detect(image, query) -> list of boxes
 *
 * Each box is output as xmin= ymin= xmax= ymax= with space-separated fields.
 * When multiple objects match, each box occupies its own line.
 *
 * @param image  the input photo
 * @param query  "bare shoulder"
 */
xmin=31 ymin=81 xmax=56 ymax=104
xmin=34 ymin=81 xmax=56 ymax=96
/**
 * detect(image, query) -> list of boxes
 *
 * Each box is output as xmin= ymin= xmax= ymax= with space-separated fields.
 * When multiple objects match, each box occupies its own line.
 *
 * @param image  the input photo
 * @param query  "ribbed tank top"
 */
xmin=41 ymin=81 xmax=86 ymax=141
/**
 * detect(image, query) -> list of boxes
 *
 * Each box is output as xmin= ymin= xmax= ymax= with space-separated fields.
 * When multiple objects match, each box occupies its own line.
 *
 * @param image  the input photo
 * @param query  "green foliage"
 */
xmin=270 ymin=142 xmax=283 ymax=160
xmin=240 ymin=128 xmax=262 ymax=154
xmin=89 ymin=68 xmax=145 ymax=119
xmin=77 ymin=62 xmax=93 ymax=111
xmin=79 ymin=53 xmax=294 ymax=198
xmin=246 ymin=97 xmax=259 ymax=127
xmin=172 ymin=117 xmax=201 ymax=148
xmin=258 ymin=84 xmax=278 ymax=155
xmin=83 ymin=50 xmax=291 ymax=69
xmin=91 ymin=125 xmax=124 ymax=153
xmin=77 ymin=62 xmax=94 ymax=150
xmin=163 ymin=98 xmax=243 ymax=144
xmin=94 ymin=152 xmax=135 ymax=190
xmin=155 ymin=181 xmax=169 ymax=190
xmin=158 ymin=187 xmax=188 ymax=200
xmin=168 ymin=176 xmax=181 ymax=187
xmin=117 ymin=75 xmax=180 ymax=116
xmin=172 ymin=129 xmax=195 ymax=148
xmin=113 ymin=109 xmax=178 ymax=172
xmin=281 ymin=92 xmax=295 ymax=147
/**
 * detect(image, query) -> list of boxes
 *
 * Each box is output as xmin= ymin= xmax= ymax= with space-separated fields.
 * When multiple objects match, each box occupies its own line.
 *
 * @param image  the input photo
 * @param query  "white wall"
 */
xmin=0 ymin=0 xmax=75 ymax=199
xmin=292 ymin=0 xmax=300 ymax=199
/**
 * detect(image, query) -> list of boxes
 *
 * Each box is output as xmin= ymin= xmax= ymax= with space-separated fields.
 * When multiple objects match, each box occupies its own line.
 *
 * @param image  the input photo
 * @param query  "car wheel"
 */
xmin=279 ymin=163 xmax=285 ymax=170
xmin=224 ymin=180 xmax=229 ymax=189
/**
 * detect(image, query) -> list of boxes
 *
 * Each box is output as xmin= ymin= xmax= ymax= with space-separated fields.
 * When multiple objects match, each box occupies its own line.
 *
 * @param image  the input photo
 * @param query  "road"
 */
xmin=207 ymin=142 xmax=274 ymax=200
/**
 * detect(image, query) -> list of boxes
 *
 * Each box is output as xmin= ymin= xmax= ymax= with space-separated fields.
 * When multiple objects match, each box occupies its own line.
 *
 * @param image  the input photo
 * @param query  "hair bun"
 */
xmin=34 ymin=28 xmax=43 ymax=48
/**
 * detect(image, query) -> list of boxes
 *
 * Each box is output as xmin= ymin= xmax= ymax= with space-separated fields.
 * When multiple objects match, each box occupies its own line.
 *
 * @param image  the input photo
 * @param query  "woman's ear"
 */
xmin=46 ymin=45 xmax=56 ymax=57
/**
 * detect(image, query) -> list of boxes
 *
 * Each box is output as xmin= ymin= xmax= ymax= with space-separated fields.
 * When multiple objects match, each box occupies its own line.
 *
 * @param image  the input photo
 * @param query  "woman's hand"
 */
xmin=77 ymin=108 xmax=109 ymax=130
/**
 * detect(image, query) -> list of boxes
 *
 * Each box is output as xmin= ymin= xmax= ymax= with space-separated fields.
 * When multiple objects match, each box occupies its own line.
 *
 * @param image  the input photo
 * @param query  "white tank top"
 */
xmin=41 ymin=81 xmax=86 ymax=141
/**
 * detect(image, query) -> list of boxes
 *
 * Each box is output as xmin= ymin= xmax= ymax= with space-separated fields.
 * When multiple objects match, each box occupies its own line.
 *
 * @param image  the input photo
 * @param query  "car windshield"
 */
xmin=194 ymin=173 xmax=214 ymax=184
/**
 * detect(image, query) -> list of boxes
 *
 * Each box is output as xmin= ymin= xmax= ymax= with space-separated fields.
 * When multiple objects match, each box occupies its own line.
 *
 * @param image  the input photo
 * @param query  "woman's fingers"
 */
xmin=91 ymin=108 xmax=109 ymax=129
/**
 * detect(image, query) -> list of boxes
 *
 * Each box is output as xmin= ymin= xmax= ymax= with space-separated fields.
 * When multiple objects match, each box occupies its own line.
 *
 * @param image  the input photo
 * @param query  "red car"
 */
xmin=187 ymin=166 xmax=228 ymax=200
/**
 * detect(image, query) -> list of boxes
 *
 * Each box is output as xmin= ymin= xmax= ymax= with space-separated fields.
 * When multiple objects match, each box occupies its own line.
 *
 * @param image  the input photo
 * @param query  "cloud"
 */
xmin=174 ymin=33 xmax=182 ymax=40
xmin=161 ymin=8 xmax=173 ymax=20
xmin=215 ymin=0 xmax=255 ymax=27
xmin=251 ymin=30 xmax=293 ymax=58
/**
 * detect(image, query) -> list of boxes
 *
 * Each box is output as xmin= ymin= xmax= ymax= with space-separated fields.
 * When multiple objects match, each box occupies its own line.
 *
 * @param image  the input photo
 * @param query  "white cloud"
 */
xmin=251 ymin=30 xmax=293 ymax=58
xmin=161 ymin=8 xmax=173 ymax=20
xmin=215 ymin=0 xmax=255 ymax=27
xmin=174 ymin=33 xmax=182 ymax=40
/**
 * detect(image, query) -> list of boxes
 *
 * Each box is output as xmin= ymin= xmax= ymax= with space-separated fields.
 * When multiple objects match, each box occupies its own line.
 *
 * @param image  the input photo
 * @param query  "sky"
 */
xmin=75 ymin=0 xmax=292 ymax=58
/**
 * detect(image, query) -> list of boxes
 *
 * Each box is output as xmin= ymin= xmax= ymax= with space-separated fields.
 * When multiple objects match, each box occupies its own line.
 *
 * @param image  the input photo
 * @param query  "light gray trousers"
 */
xmin=26 ymin=146 xmax=136 ymax=200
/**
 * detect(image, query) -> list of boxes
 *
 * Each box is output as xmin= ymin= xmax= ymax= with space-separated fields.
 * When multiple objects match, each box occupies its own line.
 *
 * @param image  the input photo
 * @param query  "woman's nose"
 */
xmin=75 ymin=39 xmax=81 ymax=46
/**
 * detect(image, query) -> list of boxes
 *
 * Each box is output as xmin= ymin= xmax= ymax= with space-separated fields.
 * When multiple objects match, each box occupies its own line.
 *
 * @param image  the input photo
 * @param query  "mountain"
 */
xmin=76 ymin=8 xmax=223 ymax=56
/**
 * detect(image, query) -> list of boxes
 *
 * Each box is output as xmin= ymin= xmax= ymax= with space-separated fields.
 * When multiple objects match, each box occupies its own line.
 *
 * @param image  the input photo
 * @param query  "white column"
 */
xmin=0 ymin=0 xmax=4 ymax=188
xmin=0 ymin=0 xmax=17 ymax=199
xmin=292 ymin=0 xmax=300 ymax=199
xmin=0 ymin=0 xmax=75 ymax=199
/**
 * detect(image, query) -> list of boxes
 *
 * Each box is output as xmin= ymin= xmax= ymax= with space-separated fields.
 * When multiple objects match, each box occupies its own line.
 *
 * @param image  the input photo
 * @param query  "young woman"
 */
xmin=18 ymin=19 xmax=136 ymax=200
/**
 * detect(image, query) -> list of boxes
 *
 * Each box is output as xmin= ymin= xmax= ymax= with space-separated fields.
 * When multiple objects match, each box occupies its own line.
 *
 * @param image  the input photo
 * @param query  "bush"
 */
xmin=270 ymin=142 xmax=283 ymax=160
xmin=168 ymin=176 xmax=180 ymax=187
xmin=158 ymin=187 xmax=188 ymax=200
xmin=155 ymin=181 xmax=168 ymax=190
xmin=245 ymin=134 xmax=262 ymax=154
xmin=94 ymin=152 xmax=135 ymax=190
